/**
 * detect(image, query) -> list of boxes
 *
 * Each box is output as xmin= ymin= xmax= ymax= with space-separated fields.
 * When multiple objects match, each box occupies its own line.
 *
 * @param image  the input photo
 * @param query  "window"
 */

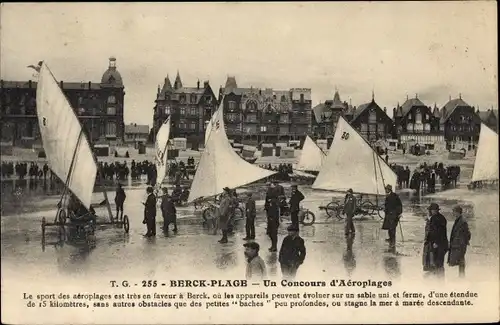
xmin=246 ymin=113 xmax=257 ymax=122
xmin=190 ymin=94 xmax=197 ymax=104
xmin=279 ymin=114 xmax=289 ymax=123
xmin=205 ymin=96 xmax=212 ymax=104
xmin=246 ymin=101 xmax=258 ymax=111
xmin=106 ymin=122 xmax=117 ymax=136
xmin=227 ymin=113 xmax=238 ymax=122
xmin=260 ymin=126 xmax=267 ymax=132
xmin=107 ymin=106 xmax=116 ymax=115
xmin=180 ymin=95 xmax=186 ymax=103
xmin=229 ymin=101 xmax=237 ymax=110
xmin=369 ymin=124 xmax=376 ymax=132
xmin=178 ymin=122 xmax=186 ymax=129
xmin=180 ymin=107 xmax=186 ymax=116
xmin=300 ymin=94 xmax=304 ymax=102
xmin=190 ymin=107 xmax=197 ymax=116
xmin=368 ymin=110 xmax=376 ymax=124
xmin=107 ymin=95 xmax=116 ymax=104
xmin=360 ymin=123 xmax=368 ymax=132
xmin=164 ymin=106 xmax=171 ymax=115
xmin=415 ymin=110 xmax=422 ymax=124
xmin=378 ymin=123 xmax=385 ymax=134
xmin=78 ymin=97 xmax=84 ymax=105
xmin=165 ymin=95 xmax=170 ymax=101
xmin=190 ymin=122 xmax=196 ymax=130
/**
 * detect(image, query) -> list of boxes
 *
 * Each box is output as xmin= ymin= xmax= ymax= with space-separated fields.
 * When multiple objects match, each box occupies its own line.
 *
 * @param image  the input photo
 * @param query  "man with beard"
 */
xmin=217 ymin=188 xmax=232 ymax=244
xmin=243 ymin=192 xmax=256 ymax=240
xmin=278 ymin=225 xmax=306 ymax=279
xmin=160 ymin=188 xmax=178 ymax=233
xmin=422 ymin=203 xmax=448 ymax=277
xmin=448 ymin=205 xmax=471 ymax=278
xmin=381 ymin=184 xmax=403 ymax=250
xmin=142 ymin=186 xmax=157 ymax=237
xmin=244 ymin=242 xmax=267 ymax=280
xmin=265 ymin=182 xmax=280 ymax=252
xmin=289 ymin=185 xmax=305 ymax=228
xmin=114 ymin=183 xmax=126 ymax=221
xmin=343 ymin=189 xmax=357 ymax=236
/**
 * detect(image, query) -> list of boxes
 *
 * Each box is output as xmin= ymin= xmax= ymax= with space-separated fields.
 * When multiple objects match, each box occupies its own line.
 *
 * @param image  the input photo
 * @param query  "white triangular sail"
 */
xmin=296 ymin=135 xmax=326 ymax=172
xmin=312 ymin=116 xmax=397 ymax=195
xmin=472 ymin=123 xmax=499 ymax=182
xmin=188 ymin=101 xmax=276 ymax=202
xmin=155 ymin=116 xmax=171 ymax=188
xmin=36 ymin=62 xmax=97 ymax=209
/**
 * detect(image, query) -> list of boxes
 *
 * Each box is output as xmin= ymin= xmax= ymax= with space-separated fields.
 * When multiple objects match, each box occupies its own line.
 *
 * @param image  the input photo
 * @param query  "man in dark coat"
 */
xmin=217 ymin=188 xmax=232 ymax=244
xmin=381 ymin=184 xmax=403 ymax=249
xmin=448 ymin=205 xmax=471 ymax=278
xmin=265 ymin=183 xmax=280 ymax=252
xmin=278 ymin=225 xmax=306 ymax=279
xmin=343 ymin=189 xmax=357 ymax=236
xmin=160 ymin=188 xmax=177 ymax=233
xmin=243 ymin=192 xmax=256 ymax=240
xmin=114 ymin=183 xmax=126 ymax=221
xmin=422 ymin=203 xmax=448 ymax=277
xmin=289 ymin=185 xmax=305 ymax=228
xmin=143 ymin=186 xmax=157 ymax=237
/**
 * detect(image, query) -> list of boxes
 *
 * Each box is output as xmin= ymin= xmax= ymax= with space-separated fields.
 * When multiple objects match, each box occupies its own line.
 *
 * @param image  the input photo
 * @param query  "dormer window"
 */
xmin=107 ymin=95 xmax=116 ymax=104
xmin=190 ymin=94 xmax=197 ymax=104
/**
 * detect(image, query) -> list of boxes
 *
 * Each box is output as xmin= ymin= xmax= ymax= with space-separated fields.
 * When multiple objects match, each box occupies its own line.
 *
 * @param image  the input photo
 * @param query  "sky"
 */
xmin=1 ymin=2 xmax=497 ymax=127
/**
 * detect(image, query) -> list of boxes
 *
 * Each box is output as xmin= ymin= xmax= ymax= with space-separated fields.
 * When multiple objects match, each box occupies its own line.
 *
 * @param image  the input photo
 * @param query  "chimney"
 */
xmin=197 ymin=80 xmax=200 ymax=89
xmin=29 ymin=80 xmax=32 ymax=88
xmin=60 ymin=81 xmax=63 ymax=89
xmin=383 ymin=107 xmax=387 ymax=113
xmin=259 ymin=89 xmax=262 ymax=95
xmin=204 ymin=81 xmax=209 ymax=88
xmin=393 ymin=107 xmax=396 ymax=117
xmin=89 ymin=81 xmax=92 ymax=89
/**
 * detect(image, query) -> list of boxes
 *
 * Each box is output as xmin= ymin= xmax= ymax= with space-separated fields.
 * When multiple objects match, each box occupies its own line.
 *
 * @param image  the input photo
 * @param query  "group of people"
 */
xmin=391 ymin=162 xmax=461 ymax=194
xmin=258 ymin=164 xmax=294 ymax=182
xmin=1 ymin=161 xmax=50 ymax=180
xmin=141 ymin=186 xmax=178 ymax=237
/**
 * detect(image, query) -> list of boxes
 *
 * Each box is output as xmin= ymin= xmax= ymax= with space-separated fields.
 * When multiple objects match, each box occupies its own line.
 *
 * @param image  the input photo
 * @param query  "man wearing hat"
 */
xmin=243 ymin=191 xmax=256 ymax=240
xmin=160 ymin=187 xmax=178 ymax=233
xmin=422 ymin=203 xmax=448 ymax=277
xmin=143 ymin=186 xmax=157 ymax=237
xmin=278 ymin=225 xmax=306 ymax=279
xmin=243 ymin=242 xmax=267 ymax=280
xmin=114 ymin=183 xmax=126 ymax=222
xmin=217 ymin=187 xmax=232 ymax=244
xmin=289 ymin=184 xmax=305 ymax=228
xmin=381 ymin=184 xmax=403 ymax=249
xmin=265 ymin=182 xmax=280 ymax=251
xmin=343 ymin=189 xmax=357 ymax=236
xmin=448 ymin=205 xmax=470 ymax=277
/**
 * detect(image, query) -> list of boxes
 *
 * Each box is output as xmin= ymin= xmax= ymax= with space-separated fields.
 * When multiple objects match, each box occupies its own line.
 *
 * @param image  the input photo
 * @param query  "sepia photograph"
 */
xmin=0 ymin=1 xmax=498 ymax=324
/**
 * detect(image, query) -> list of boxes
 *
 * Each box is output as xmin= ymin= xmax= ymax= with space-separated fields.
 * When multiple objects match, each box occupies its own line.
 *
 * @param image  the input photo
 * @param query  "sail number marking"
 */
xmin=340 ymin=132 xmax=350 ymax=140
xmin=42 ymin=117 xmax=47 ymax=126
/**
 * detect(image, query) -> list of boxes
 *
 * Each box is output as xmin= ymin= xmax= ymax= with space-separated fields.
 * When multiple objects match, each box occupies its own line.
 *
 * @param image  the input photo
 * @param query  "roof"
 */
xmin=312 ymin=103 xmax=325 ymax=122
xmin=441 ymin=98 xmax=471 ymax=122
xmin=0 ymin=80 xmax=104 ymax=90
xmin=478 ymin=109 xmax=498 ymax=122
xmin=351 ymin=102 xmax=372 ymax=122
xmin=124 ymin=124 xmax=149 ymax=135
xmin=331 ymin=90 xmax=344 ymax=109
xmin=397 ymin=97 xmax=427 ymax=117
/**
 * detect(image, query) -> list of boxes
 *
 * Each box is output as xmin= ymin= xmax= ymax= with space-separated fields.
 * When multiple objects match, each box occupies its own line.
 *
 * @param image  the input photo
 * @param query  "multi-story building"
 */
xmin=0 ymin=57 xmax=126 ymax=147
xmin=153 ymin=72 xmax=218 ymax=150
xmin=220 ymin=76 xmax=312 ymax=145
xmin=124 ymin=123 xmax=149 ymax=145
xmin=348 ymin=94 xmax=394 ymax=142
xmin=393 ymin=95 xmax=444 ymax=149
xmin=311 ymin=89 xmax=350 ymax=140
xmin=433 ymin=95 xmax=480 ymax=150
xmin=477 ymin=108 xmax=498 ymax=132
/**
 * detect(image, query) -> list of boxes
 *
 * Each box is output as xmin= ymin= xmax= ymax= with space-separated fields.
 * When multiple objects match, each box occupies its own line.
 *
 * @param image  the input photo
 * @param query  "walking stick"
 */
xmin=398 ymin=217 xmax=405 ymax=243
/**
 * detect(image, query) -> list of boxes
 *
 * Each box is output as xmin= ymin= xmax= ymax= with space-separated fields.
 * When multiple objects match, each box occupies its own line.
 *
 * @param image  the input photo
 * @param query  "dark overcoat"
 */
xmin=448 ymin=216 xmax=471 ymax=266
xmin=217 ymin=196 xmax=231 ymax=230
xmin=382 ymin=192 xmax=403 ymax=230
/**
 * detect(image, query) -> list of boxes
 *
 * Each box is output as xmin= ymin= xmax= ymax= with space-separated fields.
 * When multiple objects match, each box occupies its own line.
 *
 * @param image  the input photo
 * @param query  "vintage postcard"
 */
xmin=0 ymin=1 xmax=498 ymax=324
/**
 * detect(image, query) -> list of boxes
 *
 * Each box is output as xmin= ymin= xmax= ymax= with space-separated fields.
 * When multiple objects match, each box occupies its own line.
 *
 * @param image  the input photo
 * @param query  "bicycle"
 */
xmin=321 ymin=195 xmax=384 ymax=221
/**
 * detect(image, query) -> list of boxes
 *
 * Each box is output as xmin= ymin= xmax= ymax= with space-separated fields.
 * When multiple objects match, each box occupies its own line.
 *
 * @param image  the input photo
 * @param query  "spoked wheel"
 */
xmin=202 ymin=206 xmax=216 ymax=224
xmin=233 ymin=207 xmax=244 ymax=222
xmin=326 ymin=202 xmax=343 ymax=220
xmin=301 ymin=210 xmax=315 ymax=226
xmin=123 ymin=215 xmax=130 ymax=233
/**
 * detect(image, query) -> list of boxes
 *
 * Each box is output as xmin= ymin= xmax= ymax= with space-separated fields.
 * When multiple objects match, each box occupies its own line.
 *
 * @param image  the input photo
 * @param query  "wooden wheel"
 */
xmin=123 ymin=215 xmax=130 ymax=233
xmin=326 ymin=202 xmax=342 ymax=219
xmin=301 ymin=210 xmax=315 ymax=226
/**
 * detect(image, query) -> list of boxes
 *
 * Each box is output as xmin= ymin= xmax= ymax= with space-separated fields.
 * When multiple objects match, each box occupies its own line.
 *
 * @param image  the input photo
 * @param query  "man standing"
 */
xmin=448 ymin=205 xmax=471 ymax=278
xmin=160 ymin=188 xmax=178 ymax=233
xmin=243 ymin=192 xmax=256 ymax=240
xmin=381 ymin=184 xmax=403 ymax=249
xmin=278 ymin=225 xmax=306 ymax=279
xmin=217 ymin=188 xmax=232 ymax=244
xmin=265 ymin=183 xmax=280 ymax=252
xmin=143 ymin=186 xmax=157 ymax=237
xmin=422 ymin=203 xmax=448 ymax=277
xmin=114 ymin=183 xmax=126 ymax=221
xmin=289 ymin=185 xmax=305 ymax=228
xmin=244 ymin=242 xmax=267 ymax=280
xmin=343 ymin=189 xmax=357 ymax=236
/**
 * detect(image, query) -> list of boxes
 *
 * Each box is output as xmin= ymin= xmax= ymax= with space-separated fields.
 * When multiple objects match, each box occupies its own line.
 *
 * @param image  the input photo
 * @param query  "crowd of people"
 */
xmin=390 ymin=162 xmax=461 ymax=193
